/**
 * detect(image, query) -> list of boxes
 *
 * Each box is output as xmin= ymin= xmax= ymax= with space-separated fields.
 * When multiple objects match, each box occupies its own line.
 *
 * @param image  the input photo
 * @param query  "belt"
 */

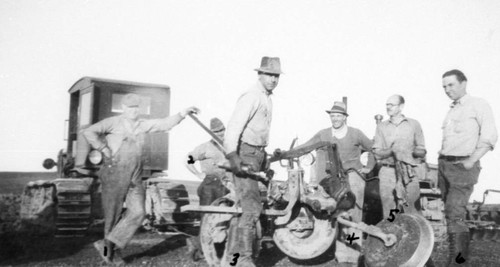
xmin=439 ymin=155 xmax=469 ymax=161
xmin=381 ymin=163 xmax=395 ymax=168
xmin=242 ymin=142 xmax=266 ymax=151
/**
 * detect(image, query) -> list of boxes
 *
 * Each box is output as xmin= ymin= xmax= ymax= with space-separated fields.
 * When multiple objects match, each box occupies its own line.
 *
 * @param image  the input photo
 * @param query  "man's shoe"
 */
xmin=93 ymin=240 xmax=112 ymax=264
xmin=112 ymin=249 xmax=126 ymax=267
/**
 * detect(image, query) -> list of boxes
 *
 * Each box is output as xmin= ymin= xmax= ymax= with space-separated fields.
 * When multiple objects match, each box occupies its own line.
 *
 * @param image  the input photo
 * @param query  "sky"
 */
xmin=1 ymin=0 xmax=499 ymax=203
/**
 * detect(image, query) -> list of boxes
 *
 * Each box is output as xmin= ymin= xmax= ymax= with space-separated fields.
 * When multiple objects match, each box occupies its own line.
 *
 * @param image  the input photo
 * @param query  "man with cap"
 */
xmin=184 ymin=117 xmax=230 ymax=261
xmin=439 ymin=69 xmax=497 ymax=266
xmin=277 ymin=101 xmax=374 ymax=266
xmin=223 ymin=56 xmax=282 ymax=267
xmin=185 ymin=117 xmax=230 ymax=206
xmin=372 ymin=95 xmax=426 ymax=218
xmin=83 ymin=93 xmax=199 ymax=265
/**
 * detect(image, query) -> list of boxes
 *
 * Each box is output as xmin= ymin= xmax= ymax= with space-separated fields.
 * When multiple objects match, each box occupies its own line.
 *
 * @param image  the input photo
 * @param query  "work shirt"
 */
xmin=440 ymin=94 xmax=498 ymax=156
xmin=224 ymin=82 xmax=273 ymax=153
xmin=189 ymin=140 xmax=228 ymax=178
xmin=82 ymin=113 xmax=184 ymax=156
xmin=373 ymin=116 xmax=425 ymax=165
xmin=294 ymin=126 xmax=373 ymax=181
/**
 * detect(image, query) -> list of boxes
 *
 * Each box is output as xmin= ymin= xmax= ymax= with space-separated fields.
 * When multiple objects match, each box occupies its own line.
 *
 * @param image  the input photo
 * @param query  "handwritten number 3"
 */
xmin=230 ymin=253 xmax=240 ymax=266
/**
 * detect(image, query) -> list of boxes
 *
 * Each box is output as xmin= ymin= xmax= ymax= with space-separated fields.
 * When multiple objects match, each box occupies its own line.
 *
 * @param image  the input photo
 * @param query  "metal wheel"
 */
xmin=272 ymin=206 xmax=337 ymax=260
xmin=364 ymin=213 xmax=434 ymax=267
xmin=199 ymin=198 xmax=234 ymax=267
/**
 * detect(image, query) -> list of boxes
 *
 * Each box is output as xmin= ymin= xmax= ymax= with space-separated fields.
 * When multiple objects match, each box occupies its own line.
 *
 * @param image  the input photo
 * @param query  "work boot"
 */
xmin=448 ymin=232 xmax=470 ymax=266
xmin=112 ymin=249 xmax=126 ymax=267
xmin=237 ymin=227 xmax=256 ymax=267
xmin=93 ymin=239 xmax=113 ymax=264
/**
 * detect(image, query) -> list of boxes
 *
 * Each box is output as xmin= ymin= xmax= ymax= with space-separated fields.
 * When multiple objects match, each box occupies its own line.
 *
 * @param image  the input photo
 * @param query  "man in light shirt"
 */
xmin=439 ymin=69 xmax=497 ymax=265
xmin=372 ymin=95 xmax=427 ymax=217
xmin=223 ymin=56 xmax=282 ymax=267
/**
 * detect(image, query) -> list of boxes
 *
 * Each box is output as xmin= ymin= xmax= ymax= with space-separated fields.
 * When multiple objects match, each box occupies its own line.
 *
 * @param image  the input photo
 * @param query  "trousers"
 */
xmin=99 ymin=138 xmax=145 ymax=249
xmin=234 ymin=142 xmax=266 ymax=229
xmin=438 ymin=159 xmax=480 ymax=233
xmin=335 ymin=171 xmax=366 ymax=263
xmin=379 ymin=164 xmax=423 ymax=219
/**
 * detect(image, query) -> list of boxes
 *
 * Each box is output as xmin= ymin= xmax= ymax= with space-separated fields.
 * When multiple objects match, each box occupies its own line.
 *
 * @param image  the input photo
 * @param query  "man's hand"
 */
xmin=273 ymin=148 xmax=287 ymax=159
xmin=196 ymin=173 xmax=207 ymax=180
xmin=359 ymin=167 xmax=372 ymax=174
xmin=101 ymin=146 xmax=112 ymax=159
xmin=226 ymin=151 xmax=245 ymax=176
xmin=180 ymin=106 xmax=200 ymax=118
xmin=459 ymin=158 xmax=476 ymax=170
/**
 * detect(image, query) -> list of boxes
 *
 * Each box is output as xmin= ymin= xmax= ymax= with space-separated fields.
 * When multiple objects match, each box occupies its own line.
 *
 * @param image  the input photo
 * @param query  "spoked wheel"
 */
xmin=200 ymin=198 xmax=234 ymax=267
xmin=272 ymin=205 xmax=337 ymax=260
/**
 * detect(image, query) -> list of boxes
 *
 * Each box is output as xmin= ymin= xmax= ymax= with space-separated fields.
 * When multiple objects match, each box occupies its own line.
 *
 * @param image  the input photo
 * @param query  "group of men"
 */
xmin=83 ymin=56 xmax=497 ymax=267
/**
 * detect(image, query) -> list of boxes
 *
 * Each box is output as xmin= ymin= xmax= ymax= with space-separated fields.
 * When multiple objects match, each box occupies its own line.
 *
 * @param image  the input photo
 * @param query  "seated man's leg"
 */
xmin=335 ymin=171 xmax=365 ymax=264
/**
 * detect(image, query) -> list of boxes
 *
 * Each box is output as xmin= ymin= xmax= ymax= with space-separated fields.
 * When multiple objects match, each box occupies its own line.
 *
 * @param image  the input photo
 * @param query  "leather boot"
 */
xmin=237 ymin=227 xmax=256 ymax=267
xmin=448 ymin=232 xmax=470 ymax=266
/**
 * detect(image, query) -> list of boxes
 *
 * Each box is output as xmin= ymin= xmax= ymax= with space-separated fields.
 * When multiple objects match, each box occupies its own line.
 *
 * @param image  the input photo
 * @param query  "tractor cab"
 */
xmin=44 ymin=77 xmax=171 ymax=178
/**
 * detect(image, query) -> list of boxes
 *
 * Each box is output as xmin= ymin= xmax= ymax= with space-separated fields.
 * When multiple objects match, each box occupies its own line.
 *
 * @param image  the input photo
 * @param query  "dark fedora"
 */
xmin=326 ymin=101 xmax=348 ymax=116
xmin=254 ymin=56 xmax=283 ymax=75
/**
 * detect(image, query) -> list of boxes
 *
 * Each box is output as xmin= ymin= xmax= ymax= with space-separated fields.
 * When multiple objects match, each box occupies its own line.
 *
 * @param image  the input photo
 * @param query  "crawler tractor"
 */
xmin=21 ymin=77 xmax=198 ymax=237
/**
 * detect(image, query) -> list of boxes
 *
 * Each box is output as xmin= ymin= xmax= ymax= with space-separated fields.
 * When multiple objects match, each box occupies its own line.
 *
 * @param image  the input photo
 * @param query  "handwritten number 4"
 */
xmin=387 ymin=208 xmax=400 ymax=222
xmin=346 ymin=233 xmax=359 ymax=245
xmin=230 ymin=253 xmax=240 ymax=266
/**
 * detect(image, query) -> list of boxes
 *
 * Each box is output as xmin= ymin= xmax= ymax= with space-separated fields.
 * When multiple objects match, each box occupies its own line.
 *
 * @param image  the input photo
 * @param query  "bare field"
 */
xmin=1 ymin=173 xmax=500 ymax=266
xmin=0 ymin=172 xmax=57 ymax=194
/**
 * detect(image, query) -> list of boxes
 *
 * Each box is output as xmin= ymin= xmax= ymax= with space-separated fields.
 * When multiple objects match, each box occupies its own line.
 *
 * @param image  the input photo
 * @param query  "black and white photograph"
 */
xmin=1 ymin=1 xmax=500 ymax=266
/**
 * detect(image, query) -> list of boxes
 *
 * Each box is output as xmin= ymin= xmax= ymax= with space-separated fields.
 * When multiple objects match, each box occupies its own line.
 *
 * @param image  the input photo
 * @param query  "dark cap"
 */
xmin=210 ymin=117 xmax=225 ymax=132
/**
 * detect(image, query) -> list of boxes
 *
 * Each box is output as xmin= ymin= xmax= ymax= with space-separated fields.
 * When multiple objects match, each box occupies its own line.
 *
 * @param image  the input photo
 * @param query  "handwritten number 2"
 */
xmin=230 ymin=253 xmax=240 ymax=266
xmin=387 ymin=208 xmax=400 ymax=222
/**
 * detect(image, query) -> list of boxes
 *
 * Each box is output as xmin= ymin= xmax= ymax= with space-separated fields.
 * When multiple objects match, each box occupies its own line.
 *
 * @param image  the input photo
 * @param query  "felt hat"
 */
xmin=254 ymin=56 xmax=283 ymax=75
xmin=326 ymin=101 xmax=348 ymax=116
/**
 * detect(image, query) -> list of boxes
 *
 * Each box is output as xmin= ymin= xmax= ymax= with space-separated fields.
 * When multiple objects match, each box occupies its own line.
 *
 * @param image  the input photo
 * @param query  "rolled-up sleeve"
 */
xmin=477 ymin=100 xmax=498 ymax=150
xmin=82 ymin=117 xmax=113 ymax=150
xmin=224 ymin=92 xmax=258 ymax=153
xmin=413 ymin=120 xmax=426 ymax=150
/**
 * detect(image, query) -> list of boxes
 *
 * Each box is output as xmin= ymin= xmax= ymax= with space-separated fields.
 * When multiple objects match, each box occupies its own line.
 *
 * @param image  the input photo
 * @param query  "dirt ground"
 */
xmin=1 ymin=229 xmax=500 ymax=267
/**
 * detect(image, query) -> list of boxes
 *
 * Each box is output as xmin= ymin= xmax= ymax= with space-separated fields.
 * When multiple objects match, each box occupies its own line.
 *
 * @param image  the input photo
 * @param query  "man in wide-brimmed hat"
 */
xmin=275 ymin=100 xmax=374 ymax=265
xmin=223 ymin=56 xmax=282 ymax=267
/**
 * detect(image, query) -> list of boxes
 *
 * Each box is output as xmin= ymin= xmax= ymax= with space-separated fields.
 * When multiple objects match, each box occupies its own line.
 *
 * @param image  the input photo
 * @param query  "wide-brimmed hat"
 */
xmin=254 ymin=57 xmax=283 ymax=75
xmin=326 ymin=101 xmax=348 ymax=116
xmin=210 ymin=117 xmax=225 ymax=132
xmin=122 ymin=93 xmax=141 ymax=107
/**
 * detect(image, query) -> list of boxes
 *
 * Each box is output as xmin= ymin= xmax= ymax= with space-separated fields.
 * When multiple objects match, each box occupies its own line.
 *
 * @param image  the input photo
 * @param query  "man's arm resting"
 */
xmin=461 ymin=147 xmax=491 ymax=170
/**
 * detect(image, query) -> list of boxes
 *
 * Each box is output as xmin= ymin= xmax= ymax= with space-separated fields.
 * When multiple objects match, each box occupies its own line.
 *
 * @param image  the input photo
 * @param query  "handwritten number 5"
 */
xmin=387 ymin=208 xmax=400 ymax=222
